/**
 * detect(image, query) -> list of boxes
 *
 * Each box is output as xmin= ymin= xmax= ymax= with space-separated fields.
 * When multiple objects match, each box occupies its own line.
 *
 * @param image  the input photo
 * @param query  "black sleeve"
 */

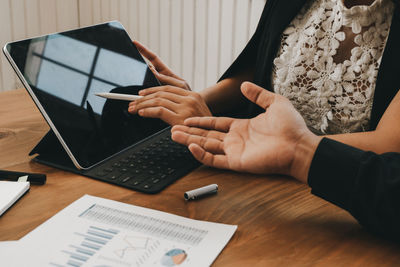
xmin=308 ymin=138 xmax=400 ymax=241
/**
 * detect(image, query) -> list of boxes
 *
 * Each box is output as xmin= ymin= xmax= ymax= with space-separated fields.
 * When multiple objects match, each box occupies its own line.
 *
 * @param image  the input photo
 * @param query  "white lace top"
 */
xmin=272 ymin=0 xmax=395 ymax=134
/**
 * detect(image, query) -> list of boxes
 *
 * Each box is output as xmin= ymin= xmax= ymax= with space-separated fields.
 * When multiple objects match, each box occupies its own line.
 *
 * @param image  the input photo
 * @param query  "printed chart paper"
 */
xmin=2 ymin=195 xmax=237 ymax=266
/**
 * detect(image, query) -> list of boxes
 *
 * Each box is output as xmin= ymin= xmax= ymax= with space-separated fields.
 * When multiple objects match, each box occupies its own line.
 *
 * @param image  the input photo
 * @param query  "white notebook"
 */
xmin=0 ymin=181 xmax=30 ymax=216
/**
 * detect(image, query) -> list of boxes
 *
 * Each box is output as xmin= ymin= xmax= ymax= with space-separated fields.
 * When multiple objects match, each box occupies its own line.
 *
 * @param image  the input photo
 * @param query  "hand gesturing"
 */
xmin=171 ymin=82 xmax=316 ymax=177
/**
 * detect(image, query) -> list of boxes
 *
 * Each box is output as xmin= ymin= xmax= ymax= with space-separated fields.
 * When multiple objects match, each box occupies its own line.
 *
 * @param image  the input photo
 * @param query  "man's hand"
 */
xmin=171 ymin=82 xmax=321 ymax=182
xmin=128 ymin=41 xmax=212 ymax=125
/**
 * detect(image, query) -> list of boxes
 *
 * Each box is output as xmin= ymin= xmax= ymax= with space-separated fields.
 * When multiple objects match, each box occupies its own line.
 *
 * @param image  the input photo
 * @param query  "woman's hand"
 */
xmin=129 ymin=41 xmax=212 ymax=125
xmin=171 ymin=82 xmax=321 ymax=181
xmin=133 ymin=40 xmax=191 ymax=90
xmin=128 ymin=86 xmax=212 ymax=126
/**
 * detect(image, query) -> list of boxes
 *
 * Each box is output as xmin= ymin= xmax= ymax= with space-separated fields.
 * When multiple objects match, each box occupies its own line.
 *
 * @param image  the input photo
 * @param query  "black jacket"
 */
xmin=220 ymin=0 xmax=400 ymax=130
xmin=309 ymin=138 xmax=400 ymax=242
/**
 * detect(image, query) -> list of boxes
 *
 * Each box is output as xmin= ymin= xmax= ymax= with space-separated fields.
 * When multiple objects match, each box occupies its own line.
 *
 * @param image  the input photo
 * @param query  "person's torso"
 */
xmin=270 ymin=0 xmax=395 ymax=134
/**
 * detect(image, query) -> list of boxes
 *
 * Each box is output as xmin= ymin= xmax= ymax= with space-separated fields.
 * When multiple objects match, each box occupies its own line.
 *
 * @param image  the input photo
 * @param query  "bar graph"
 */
xmin=48 ymin=203 xmax=209 ymax=267
xmin=9 ymin=196 xmax=236 ymax=267
xmin=49 ymin=225 xmax=119 ymax=267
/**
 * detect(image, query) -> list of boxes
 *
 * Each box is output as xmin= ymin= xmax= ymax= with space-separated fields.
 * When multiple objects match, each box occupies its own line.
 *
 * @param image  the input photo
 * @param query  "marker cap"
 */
xmin=184 ymin=184 xmax=218 ymax=200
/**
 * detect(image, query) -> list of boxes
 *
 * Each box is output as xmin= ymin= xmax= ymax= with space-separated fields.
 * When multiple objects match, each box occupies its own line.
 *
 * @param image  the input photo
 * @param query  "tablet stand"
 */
xmin=29 ymin=130 xmax=85 ymax=175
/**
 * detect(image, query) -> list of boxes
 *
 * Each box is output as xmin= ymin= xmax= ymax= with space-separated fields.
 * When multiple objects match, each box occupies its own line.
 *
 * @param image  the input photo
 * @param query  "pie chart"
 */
xmin=161 ymin=249 xmax=187 ymax=266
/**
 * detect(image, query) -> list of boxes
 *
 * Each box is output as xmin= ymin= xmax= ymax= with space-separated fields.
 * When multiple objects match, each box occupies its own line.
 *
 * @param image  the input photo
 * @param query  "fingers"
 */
xmin=172 ymin=125 xmax=225 ymax=141
xmin=188 ymin=144 xmax=229 ymax=169
xmin=130 ymin=90 xmax=190 ymax=113
xmin=240 ymin=81 xmax=276 ymax=110
xmin=171 ymin=125 xmax=226 ymax=154
xmin=134 ymin=40 xmax=181 ymax=79
xmin=133 ymin=40 xmax=150 ymax=55
xmin=135 ymin=106 xmax=177 ymax=124
xmin=134 ymin=40 xmax=163 ymax=69
xmin=127 ymin=90 xmax=187 ymax=125
xmin=129 ymin=96 xmax=180 ymax=113
xmin=152 ymin=73 xmax=189 ymax=89
xmin=127 ymin=86 xmax=210 ymax=126
xmin=184 ymin=117 xmax=234 ymax=132
xmin=171 ymin=130 xmax=225 ymax=154
xmin=139 ymin=86 xmax=190 ymax=97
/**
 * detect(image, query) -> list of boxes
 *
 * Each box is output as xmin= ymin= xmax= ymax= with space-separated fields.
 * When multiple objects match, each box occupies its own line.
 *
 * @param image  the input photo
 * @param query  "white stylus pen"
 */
xmin=184 ymin=184 xmax=218 ymax=200
xmin=95 ymin=92 xmax=143 ymax=101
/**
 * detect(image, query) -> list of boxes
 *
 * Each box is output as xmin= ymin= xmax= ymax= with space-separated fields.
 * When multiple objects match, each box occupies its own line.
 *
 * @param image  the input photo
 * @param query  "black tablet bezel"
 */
xmin=3 ymin=21 xmax=167 ymax=170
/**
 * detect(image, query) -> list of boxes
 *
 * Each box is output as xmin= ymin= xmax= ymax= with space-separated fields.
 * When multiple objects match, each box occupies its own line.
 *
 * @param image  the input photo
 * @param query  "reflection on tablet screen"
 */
xmin=5 ymin=22 xmax=167 ymax=168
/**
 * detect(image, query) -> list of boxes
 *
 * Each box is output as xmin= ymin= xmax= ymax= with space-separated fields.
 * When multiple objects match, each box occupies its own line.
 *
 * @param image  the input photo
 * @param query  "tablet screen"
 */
xmin=5 ymin=22 xmax=168 ymax=169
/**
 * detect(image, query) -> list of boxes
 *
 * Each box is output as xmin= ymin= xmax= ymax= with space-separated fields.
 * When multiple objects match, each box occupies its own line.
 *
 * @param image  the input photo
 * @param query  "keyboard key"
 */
xmin=108 ymin=173 xmax=121 ymax=180
xmin=130 ymin=175 xmax=145 ymax=183
xmin=122 ymin=176 xmax=132 ymax=183
xmin=131 ymin=180 xmax=142 ymax=186
xmin=166 ymin=168 xmax=175 ymax=174
xmin=142 ymin=184 xmax=152 ymax=190
xmin=104 ymin=167 xmax=113 ymax=173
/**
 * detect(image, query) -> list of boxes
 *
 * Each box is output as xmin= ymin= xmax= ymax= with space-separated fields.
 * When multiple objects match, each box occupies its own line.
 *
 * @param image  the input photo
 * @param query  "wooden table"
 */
xmin=0 ymin=89 xmax=399 ymax=266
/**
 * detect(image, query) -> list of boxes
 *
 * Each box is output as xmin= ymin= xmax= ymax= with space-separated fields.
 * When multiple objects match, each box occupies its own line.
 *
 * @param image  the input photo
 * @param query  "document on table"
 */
xmin=1 ymin=195 xmax=237 ymax=266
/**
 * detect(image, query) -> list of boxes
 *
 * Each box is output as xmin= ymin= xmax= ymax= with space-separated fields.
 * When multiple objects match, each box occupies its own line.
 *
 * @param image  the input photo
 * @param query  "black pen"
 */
xmin=0 ymin=170 xmax=46 ymax=185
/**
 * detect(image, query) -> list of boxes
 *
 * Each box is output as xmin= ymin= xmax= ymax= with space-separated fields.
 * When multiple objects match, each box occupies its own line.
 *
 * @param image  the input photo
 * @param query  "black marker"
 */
xmin=0 ymin=170 xmax=46 ymax=185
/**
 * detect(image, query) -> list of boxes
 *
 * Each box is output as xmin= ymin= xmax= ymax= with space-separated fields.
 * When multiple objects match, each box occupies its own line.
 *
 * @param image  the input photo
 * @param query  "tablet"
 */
xmin=3 ymin=21 xmax=168 ymax=169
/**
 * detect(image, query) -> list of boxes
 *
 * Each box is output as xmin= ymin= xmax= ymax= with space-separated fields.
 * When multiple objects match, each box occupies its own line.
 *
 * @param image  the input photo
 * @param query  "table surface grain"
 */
xmin=0 ymin=89 xmax=399 ymax=266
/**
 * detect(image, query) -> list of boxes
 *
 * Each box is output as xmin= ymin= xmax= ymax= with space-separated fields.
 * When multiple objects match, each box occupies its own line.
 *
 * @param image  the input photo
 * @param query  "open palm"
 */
xmin=171 ymin=82 xmax=310 ymax=175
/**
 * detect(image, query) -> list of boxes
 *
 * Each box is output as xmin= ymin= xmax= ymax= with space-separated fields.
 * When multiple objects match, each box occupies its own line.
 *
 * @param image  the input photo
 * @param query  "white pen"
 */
xmin=184 ymin=184 xmax=218 ymax=200
xmin=95 ymin=92 xmax=143 ymax=101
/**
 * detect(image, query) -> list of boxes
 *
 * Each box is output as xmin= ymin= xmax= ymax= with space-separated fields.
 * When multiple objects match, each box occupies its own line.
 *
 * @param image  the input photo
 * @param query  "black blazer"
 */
xmin=309 ymin=138 xmax=400 ymax=241
xmin=220 ymin=0 xmax=400 ymax=130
